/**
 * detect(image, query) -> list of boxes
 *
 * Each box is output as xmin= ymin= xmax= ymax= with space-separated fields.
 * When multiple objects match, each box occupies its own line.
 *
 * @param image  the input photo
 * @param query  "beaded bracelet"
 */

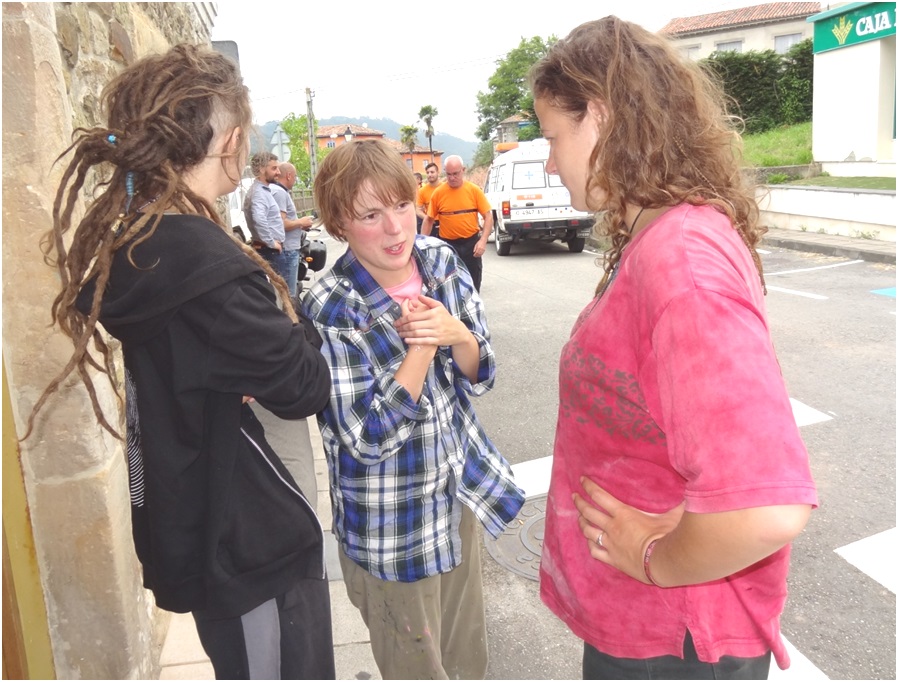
xmin=643 ymin=538 xmax=661 ymax=586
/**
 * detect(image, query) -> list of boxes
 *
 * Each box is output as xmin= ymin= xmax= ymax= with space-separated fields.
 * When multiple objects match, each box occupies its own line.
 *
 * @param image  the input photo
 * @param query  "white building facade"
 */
xmin=661 ymin=2 xmax=821 ymax=60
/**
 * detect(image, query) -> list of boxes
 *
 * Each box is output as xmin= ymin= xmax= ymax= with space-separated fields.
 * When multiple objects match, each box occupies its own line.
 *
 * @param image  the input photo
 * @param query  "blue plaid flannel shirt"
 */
xmin=302 ymin=235 xmax=525 ymax=582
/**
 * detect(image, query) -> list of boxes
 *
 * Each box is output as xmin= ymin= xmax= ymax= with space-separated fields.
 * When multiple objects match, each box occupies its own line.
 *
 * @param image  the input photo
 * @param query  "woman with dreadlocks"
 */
xmin=530 ymin=18 xmax=817 ymax=680
xmin=28 ymin=44 xmax=335 ymax=679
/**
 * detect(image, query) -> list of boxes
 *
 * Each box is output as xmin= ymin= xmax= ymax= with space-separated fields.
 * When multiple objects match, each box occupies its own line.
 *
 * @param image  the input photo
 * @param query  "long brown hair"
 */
xmin=530 ymin=16 xmax=765 ymax=292
xmin=24 ymin=44 xmax=294 ymax=440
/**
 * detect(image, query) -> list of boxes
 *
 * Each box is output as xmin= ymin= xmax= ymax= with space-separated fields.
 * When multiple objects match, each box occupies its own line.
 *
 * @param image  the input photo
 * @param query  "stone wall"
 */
xmin=2 ymin=3 xmax=212 ymax=678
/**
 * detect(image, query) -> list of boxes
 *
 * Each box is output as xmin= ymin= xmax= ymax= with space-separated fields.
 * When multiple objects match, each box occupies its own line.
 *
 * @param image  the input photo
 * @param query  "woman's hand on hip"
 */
xmin=573 ymin=476 xmax=684 ymax=584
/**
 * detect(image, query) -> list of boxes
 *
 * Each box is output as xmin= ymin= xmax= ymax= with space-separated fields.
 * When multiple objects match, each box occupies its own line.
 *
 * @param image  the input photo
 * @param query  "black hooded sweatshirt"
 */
xmin=78 ymin=214 xmax=331 ymax=618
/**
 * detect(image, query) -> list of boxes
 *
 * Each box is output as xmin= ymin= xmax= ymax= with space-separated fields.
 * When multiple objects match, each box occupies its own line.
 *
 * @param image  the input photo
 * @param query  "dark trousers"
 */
xmin=583 ymin=631 xmax=771 ymax=680
xmin=193 ymin=578 xmax=336 ymax=680
xmin=259 ymin=248 xmax=291 ymax=287
xmin=442 ymin=232 xmax=482 ymax=292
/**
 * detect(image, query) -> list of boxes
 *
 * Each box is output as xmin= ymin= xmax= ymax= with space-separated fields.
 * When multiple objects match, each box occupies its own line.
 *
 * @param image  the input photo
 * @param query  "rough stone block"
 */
xmin=54 ymin=9 xmax=79 ymax=68
xmin=108 ymin=19 xmax=133 ymax=64
xmin=30 ymin=454 xmax=158 ymax=679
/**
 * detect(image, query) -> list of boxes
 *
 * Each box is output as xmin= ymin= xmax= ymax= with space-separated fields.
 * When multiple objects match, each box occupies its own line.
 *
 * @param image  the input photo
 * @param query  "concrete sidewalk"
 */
xmin=158 ymin=416 xmax=379 ymax=680
xmin=762 ymin=227 xmax=895 ymax=264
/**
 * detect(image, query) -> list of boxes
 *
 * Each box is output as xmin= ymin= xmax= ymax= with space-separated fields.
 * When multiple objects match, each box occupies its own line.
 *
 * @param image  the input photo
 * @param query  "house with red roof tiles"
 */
xmin=383 ymin=138 xmax=444 ymax=174
xmin=312 ymin=123 xmax=385 ymax=149
xmin=660 ymin=2 xmax=820 ymax=59
xmin=306 ymin=123 xmax=442 ymax=173
xmin=661 ymin=2 xmax=895 ymax=171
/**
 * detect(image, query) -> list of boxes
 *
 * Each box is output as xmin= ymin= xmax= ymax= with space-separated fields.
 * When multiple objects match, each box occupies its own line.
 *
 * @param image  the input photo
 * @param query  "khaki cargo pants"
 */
xmin=338 ymin=505 xmax=488 ymax=680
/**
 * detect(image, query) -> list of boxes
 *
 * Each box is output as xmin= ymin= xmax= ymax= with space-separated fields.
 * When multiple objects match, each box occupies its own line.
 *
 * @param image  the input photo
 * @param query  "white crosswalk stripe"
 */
xmin=835 ymin=527 xmax=897 ymax=594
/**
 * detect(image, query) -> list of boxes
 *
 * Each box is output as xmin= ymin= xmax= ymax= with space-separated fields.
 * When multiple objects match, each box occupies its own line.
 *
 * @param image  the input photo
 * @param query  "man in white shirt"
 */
xmin=270 ymin=162 xmax=313 ymax=297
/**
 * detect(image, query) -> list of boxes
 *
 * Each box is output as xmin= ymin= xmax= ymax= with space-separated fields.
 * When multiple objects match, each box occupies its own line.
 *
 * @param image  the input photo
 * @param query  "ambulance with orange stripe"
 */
xmin=483 ymin=138 xmax=594 ymax=256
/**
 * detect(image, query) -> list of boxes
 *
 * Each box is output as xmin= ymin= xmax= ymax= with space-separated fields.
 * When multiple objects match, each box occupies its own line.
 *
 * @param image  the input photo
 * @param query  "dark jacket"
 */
xmin=78 ymin=214 xmax=331 ymax=618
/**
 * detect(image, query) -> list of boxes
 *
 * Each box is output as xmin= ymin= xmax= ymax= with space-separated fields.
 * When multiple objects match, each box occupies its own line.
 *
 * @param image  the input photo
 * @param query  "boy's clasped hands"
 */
xmin=394 ymin=295 xmax=470 ymax=349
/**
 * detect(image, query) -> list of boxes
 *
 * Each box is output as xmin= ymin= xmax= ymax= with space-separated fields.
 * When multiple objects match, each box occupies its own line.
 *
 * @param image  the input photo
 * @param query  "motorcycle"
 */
xmin=295 ymin=229 xmax=327 ymax=297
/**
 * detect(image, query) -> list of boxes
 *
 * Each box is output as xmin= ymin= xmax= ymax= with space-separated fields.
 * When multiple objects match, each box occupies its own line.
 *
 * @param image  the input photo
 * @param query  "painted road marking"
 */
xmin=790 ymin=398 xmax=833 ymax=427
xmin=767 ymin=286 xmax=828 ymax=300
xmin=769 ymin=637 xmax=829 ymax=679
xmin=835 ymin=527 xmax=897 ymax=594
xmin=767 ymin=260 xmax=865 ymax=276
xmin=871 ymin=287 xmax=896 ymax=298
xmin=513 ymin=456 xmax=553 ymax=498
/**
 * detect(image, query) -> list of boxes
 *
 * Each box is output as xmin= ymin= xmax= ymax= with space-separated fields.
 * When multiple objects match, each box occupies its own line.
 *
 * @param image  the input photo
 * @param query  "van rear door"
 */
xmin=507 ymin=161 xmax=578 ymax=222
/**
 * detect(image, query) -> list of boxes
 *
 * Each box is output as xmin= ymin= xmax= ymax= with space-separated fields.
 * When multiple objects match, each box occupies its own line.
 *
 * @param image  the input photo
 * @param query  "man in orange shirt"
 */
xmin=421 ymin=156 xmax=493 ymax=292
xmin=416 ymin=162 xmax=442 ymax=238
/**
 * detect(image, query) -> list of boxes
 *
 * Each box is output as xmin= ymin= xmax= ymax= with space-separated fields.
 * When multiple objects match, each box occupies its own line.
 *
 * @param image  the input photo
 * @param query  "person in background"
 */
xmin=244 ymin=151 xmax=290 ymax=287
xmin=421 ymin=156 xmax=492 ymax=292
xmin=416 ymin=160 xmax=441 ymax=239
xmin=27 ymin=44 xmax=335 ymax=680
xmin=531 ymin=17 xmax=817 ymax=680
xmin=271 ymin=161 xmax=313 ymax=297
xmin=303 ymin=139 xmax=524 ymax=679
xmin=413 ymin=172 xmax=424 ymax=233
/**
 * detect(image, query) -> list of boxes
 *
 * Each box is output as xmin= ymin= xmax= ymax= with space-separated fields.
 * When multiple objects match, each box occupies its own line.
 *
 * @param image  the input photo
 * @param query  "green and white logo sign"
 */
xmin=812 ymin=2 xmax=896 ymax=53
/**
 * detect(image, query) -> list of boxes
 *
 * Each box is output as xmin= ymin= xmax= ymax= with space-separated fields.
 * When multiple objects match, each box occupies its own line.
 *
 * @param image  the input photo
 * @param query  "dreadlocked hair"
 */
xmin=23 ymin=44 xmax=296 ymax=441
xmin=530 ymin=16 xmax=766 ymax=295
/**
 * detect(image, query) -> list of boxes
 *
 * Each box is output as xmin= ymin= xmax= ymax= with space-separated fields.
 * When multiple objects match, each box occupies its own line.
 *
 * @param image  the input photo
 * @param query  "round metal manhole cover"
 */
xmin=484 ymin=493 xmax=546 ymax=581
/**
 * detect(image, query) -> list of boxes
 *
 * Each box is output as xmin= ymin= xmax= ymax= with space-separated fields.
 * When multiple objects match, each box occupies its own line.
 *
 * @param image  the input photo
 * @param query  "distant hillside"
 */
xmin=251 ymin=117 xmax=478 ymax=165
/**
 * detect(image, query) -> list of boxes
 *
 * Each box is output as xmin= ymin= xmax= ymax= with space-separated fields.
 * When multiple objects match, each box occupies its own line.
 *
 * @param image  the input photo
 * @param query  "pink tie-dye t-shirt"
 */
xmin=540 ymin=203 xmax=817 ymax=669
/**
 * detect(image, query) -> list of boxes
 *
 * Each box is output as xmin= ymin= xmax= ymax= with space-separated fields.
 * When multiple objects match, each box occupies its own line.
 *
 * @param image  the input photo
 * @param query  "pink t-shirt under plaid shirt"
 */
xmin=540 ymin=203 xmax=818 ymax=669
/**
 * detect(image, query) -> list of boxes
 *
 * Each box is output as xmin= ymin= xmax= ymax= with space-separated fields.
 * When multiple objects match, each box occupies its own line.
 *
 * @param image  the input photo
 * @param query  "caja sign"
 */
xmin=812 ymin=1 xmax=896 ymax=53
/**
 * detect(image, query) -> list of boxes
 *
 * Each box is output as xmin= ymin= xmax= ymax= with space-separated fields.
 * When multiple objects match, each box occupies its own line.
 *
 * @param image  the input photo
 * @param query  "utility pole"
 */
xmin=306 ymin=88 xmax=318 ymax=183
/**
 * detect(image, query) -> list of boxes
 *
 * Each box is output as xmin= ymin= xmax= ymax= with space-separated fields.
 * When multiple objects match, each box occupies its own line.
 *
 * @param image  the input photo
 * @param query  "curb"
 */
xmin=586 ymin=234 xmax=896 ymax=266
xmin=761 ymin=234 xmax=896 ymax=265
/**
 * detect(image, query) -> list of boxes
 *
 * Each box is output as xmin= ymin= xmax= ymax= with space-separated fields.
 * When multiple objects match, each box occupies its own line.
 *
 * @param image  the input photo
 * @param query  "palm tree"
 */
xmin=418 ymin=105 xmax=438 ymax=162
xmin=400 ymin=125 xmax=419 ymax=169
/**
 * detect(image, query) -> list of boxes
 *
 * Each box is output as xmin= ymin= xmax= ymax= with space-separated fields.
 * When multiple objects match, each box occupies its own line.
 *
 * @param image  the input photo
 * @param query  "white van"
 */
xmin=483 ymin=139 xmax=594 ymax=256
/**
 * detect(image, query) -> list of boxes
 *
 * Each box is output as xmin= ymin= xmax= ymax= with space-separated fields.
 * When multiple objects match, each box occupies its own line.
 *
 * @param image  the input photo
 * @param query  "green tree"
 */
xmin=475 ymin=36 xmax=555 ymax=141
xmin=778 ymin=39 xmax=814 ymax=125
xmin=418 ymin=105 xmax=438 ymax=162
xmin=400 ymin=125 xmax=418 ymax=167
xmin=702 ymin=49 xmax=784 ymax=134
xmin=472 ymin=140 xmax=494 ymax=169
xmin=280 ymin=112 xmax=313 ymax=186
xmin=517 ymin=122 xmax=541 ymax=141
xmin=280 ymin=112 xmax=332 ymax=187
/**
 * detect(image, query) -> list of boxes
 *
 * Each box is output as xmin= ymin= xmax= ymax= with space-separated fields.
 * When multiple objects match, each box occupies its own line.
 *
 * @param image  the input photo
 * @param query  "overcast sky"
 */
xmin=211 ymin=0 xmax=768 ymax=141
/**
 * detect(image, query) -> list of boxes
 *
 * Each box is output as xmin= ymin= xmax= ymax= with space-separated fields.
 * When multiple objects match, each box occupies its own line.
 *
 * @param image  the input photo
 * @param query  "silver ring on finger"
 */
xmin=597 ymin=531 xmax=605 ymax=548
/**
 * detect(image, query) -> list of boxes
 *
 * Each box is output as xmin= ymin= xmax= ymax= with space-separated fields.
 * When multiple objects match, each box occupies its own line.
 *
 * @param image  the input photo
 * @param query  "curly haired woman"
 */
xmin=531 ymin=17 xmax=818 ymax=680
xmin=27 ymin=45 xmax=335 ymax=679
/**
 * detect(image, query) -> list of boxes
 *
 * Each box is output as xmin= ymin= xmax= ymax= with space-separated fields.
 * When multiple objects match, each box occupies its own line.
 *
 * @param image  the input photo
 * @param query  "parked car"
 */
xmin=483 ymin=139 xmax=593 ymax=256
